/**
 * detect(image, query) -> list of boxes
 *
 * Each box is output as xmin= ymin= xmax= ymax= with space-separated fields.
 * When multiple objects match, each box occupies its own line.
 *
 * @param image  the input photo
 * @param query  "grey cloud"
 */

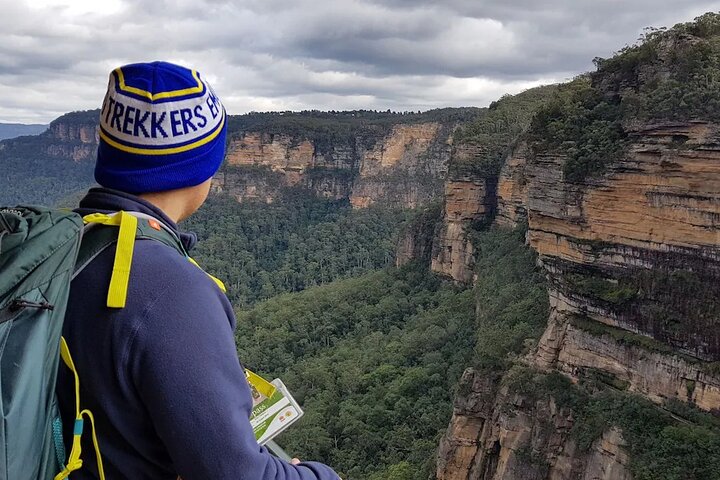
xmin=0 ymin=0 xmax=717 ymax=123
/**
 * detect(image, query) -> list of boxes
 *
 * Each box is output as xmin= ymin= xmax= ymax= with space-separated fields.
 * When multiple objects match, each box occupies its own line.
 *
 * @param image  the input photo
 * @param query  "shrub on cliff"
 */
xmin=528 ymin=76 xmax=627 ymax=182
xmin=451 ymin=84 xmax=558 ymax=178
xmin=530 ymin=12 xmax=720 ymax=183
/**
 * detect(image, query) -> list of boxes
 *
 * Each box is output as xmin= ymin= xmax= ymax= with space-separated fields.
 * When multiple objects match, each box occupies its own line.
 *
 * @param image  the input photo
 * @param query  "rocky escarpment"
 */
xmin=44 ymin=110 xmax=98 ymax=162
xmin=438 ymin=369 xmax=633 ymax=480
xmin=495 ymin=142 xmax=531 ymax=229
xmin=429 ymin=140 xmax=532 ymax=281
xmin=429 ymin=144 xmax=495 ymax=282
xmin=436 ymin=16 xmax=720 ymax=476
xmin=396 ymin=204 xmax=443 ymax=268
xmin=528 ymin=122 xmax=720 ymax=361
xmin=0 ymin=109 xmax=99 ymax=163
xmin=436 ymin=120 xmax=720 ymax=479
xmin=213 ymin=121 xmax=454 ymax=209
xmin=423 ymin=85 xmax=558 ymax=281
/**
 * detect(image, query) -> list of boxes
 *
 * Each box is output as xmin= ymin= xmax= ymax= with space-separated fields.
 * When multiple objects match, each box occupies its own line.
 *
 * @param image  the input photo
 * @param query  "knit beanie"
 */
xmin=95 ymin=61 xmax=227 ymax=193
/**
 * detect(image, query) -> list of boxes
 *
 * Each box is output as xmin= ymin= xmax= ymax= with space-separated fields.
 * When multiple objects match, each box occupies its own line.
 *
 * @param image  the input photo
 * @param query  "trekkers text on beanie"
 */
xmin=95 ymin=61 xmax=227 ymax=193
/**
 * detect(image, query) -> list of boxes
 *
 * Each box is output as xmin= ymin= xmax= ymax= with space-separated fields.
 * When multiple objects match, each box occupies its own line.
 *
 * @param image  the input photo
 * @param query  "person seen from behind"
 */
xmin=56 ymin=61 xmax=340 ymax=480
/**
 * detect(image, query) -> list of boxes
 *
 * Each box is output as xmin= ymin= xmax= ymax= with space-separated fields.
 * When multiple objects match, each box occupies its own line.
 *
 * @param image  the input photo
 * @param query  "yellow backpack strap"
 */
xmin=82 ymin=212 xmax=138 ymax=308
xmin=187 ymin=257 xmax=227 ymax=293
xmin=245 ymin=369 xmax=277 ymax=398
xmin=55 ymin=337 xmax=106 ymax=480
xmin=122 ymin=212 xmax=228 ymax=295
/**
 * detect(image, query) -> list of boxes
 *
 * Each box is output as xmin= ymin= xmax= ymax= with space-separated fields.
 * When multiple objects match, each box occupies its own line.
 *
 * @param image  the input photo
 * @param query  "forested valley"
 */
xmin=181 ymin=192 xmax=548 ymax=479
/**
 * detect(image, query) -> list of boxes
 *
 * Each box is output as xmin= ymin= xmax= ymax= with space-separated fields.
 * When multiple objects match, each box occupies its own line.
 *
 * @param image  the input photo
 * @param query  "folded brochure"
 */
xmin=247 ymin=370 xmax=304 ymax=445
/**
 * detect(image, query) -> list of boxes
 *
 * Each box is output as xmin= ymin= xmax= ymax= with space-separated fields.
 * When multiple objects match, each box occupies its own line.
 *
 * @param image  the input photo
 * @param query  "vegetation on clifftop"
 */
xmin=530 ymin=12 xmax=720 ymax=182
xmin=450 ymin=85 xmax=558 ymax=177
xmin=505 ymin=366 xmax=720 ymax=480
xmin=227 ymin=108 xmax=482 ymax=153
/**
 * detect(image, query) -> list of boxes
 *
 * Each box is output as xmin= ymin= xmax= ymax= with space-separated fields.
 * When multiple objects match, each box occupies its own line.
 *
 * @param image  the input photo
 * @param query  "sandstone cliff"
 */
xmin=437 ymin=120 xmax=720 ymax=480
xmin=44 ymin=110 xmax=99 ymax=162
xmin=438 ymin=368 xmax=634 ymax=480
xmin=427 ymin=85 xmax=558 ymax=281
xmin=214 ymin=119 xmax=455 ymax=209
xmin=429 ymin=144 xmax=494 ymax=282
xmin=436 ymin=17 xmax=720 ymax=479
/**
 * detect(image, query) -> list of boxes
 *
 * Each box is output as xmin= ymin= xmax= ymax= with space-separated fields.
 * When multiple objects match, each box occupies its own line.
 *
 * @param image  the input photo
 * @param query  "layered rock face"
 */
xmin=44 ymin=112 xmax=99 ymax=162
xmin=431 ymin=140 xmax=532 ymax=280
xmin=438 ymin=369 xmax=633 ymax=480
xmin=430 ymin=144 xmax=495 ymax=281
xmin=528 ymin=122 xmax=720 ymax=361
xmin=436 ymin=120 xmax=720 ymax=479
xmin=49 ymin=121 xmax=98 ymax=145
xmin=396 ymin=204 xmax=442 ymax=268
xmin=351 ymin=123 xmax=448 ymax=208
xmin=215 ymin=122 xmax=452 ymax=208
xmin=495 ymin=142 xmax=531 ymax=229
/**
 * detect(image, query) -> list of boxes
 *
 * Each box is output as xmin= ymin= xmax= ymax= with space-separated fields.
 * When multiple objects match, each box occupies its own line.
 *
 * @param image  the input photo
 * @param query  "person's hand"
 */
xmin=291 ymin=457 xmax=344 ymax=479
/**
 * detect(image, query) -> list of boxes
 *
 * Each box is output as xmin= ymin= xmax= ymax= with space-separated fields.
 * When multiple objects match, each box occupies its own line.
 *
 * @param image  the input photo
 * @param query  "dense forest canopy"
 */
xmin=235 ymin=226 xmax=548 ymax=480
xmin=183 ymin=192 xmax=409 ymax=306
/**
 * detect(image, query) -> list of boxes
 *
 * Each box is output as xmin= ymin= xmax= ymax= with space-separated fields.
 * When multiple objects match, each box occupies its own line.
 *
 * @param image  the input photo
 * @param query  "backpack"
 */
xmin=0 ymin=206 xmax=101 ymax=480
xmin=0 ymin=206 xmax=187 ymax=480
xmin=0 ymin=207 xmax=272 ymax=480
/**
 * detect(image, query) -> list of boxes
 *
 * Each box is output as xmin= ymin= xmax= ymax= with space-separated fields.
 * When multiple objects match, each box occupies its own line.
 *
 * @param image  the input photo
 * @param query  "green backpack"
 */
xmin=0 ymin=206 xmax=97 ymax=480
xmin=0 ymin=206 xmax=228 ymax=480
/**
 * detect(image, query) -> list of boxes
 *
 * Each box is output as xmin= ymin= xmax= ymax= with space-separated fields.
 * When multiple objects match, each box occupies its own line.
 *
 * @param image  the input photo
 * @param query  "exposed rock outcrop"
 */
xmin=536 ymin=298 xmax=720 ymax=412
xmin=429 ymin=144 xmax=497 ymax=282
xmin=48 ymin=122 xmax=98 ymax=145
xmin=396 ymin=204 xmax=443 ymax=268
xmin=527 ymin=122 xmax=720 ymax=360
xmin=437 ymin=369 xmax=634 ymax=480
xmin=42 ymin=111 xmax=99 ymax=162
xmin=496 ymin=142 xmax=531 ymax=229
xmin=429 ymin=178 xmax=486 ymax=282
xmin=437 ymin=117 xmax=720 ymax=479
xmin=216 ymin=122 xmax=452 ymax=208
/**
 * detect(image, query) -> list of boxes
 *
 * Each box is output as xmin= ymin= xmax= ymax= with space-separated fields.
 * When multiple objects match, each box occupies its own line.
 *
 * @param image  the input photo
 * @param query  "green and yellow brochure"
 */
xmin=249 ymin=378 xmax=304 ymax=445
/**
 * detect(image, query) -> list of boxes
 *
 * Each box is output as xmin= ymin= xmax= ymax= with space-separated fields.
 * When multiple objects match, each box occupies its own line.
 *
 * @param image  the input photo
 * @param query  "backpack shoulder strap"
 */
xmin=74 ymin=225 xmax=119 ymax=279
xmin=130 ymin=213 xmax=226 ymax=293
xmin=77 ymin=211 xmax=225 ymax=309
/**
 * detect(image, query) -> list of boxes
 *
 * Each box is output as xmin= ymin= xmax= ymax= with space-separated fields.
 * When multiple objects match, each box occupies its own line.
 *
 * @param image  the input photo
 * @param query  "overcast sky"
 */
xmin=1 ymin=0 xmax=717 ymax=123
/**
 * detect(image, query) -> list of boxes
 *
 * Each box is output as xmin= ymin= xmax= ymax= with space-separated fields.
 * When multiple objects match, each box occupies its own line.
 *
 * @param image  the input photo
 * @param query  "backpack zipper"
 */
xmin=9 ymin=299 xmax=55 ymax=312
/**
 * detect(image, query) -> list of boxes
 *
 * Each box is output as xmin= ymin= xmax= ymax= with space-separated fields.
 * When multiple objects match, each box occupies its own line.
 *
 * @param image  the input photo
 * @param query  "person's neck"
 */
xmin=137 ymin=192 xmax=188 ymax=223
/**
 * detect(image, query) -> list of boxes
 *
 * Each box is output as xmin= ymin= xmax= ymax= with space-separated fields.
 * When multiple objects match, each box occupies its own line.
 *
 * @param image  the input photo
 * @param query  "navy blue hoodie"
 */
xmin=57 ymin=188 xmax=339 ymax=480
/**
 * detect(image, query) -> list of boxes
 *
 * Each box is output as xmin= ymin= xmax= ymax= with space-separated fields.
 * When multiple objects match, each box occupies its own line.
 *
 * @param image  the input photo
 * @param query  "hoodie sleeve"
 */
xmin=127 ymin=253 xmax=339 ymax=480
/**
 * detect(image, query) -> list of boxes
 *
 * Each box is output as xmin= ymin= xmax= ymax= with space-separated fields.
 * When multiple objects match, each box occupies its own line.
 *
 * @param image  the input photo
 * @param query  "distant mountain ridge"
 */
xmin=0 ymin=108 xmax=483 ymax=207
xmin=0 ymin=122 xmax=47 ymax=141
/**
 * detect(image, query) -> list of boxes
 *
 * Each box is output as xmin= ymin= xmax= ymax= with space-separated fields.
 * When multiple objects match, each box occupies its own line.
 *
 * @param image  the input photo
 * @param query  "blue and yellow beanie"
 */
xmin=95 ymin=61 xmax=227 ymax=193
